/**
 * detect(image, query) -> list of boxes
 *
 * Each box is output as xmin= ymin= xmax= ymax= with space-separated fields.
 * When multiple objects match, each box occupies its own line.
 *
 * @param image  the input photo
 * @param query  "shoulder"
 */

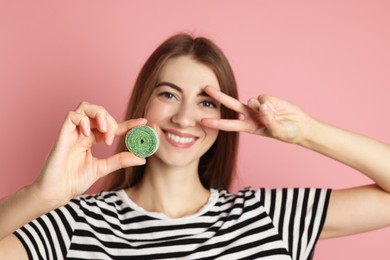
xmin=73 ymin=190 xmax=123 ymax=204
xmin=213 ymin=188 xmax=261 ymax=214
xmin=215 ymin=187 xmax=258 ymax=201
xmin=253 ymin=187 xmax=331 ymax=204
xmin=70 ymin=190 xmax=127 ymax=216
xmin=217 ymin=187 xmax=331 ymax=212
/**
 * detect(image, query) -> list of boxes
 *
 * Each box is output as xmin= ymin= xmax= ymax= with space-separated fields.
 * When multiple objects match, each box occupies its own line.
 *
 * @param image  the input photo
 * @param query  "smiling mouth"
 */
xmin=166 ymin=132 xmax=196 ymax=144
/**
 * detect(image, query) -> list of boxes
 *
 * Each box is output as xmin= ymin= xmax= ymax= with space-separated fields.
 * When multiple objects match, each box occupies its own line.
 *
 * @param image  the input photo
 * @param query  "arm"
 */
xmin=201 ymin=86 xmax=390 ymax=238
xmin=302 ymin=119 xmax=390 ymax=192
xmin=0 ymin=234 xmax=28 ymax=260
xmin=303 ymin=120 xmax=390 ymax=238
xmin=0 ymin=185 xmax=63 ymax=240
xmin=0 ymin=102 xmax=147 ymax=240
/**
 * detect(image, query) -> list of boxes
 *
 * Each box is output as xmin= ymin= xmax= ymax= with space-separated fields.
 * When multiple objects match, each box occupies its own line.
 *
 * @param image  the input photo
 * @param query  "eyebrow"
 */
xmin=155 ymin=81 xmax=210 ymax=97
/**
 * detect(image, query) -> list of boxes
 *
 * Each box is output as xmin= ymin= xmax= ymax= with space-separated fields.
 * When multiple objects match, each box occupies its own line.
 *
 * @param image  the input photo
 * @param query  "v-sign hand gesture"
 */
xmin=201 ymin=86 xmax=315 ymax=145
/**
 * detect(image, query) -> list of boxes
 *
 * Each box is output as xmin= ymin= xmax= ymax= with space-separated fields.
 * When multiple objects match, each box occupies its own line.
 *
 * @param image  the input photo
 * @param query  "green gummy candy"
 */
xmin=125 ymin=126 xmax=159 ymax=158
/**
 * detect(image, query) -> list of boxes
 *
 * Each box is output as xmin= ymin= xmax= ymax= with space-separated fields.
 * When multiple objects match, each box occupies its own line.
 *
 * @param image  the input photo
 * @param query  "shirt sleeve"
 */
xmin=256 ymin=188 xmax=331 ymax=260
xmin=13 ymin=199 xmax=80 ymax=260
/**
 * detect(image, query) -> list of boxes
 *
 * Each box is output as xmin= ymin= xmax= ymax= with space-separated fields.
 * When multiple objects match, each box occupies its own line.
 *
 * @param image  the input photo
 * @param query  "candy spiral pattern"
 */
xmin=125 ymin=126 xmax=159 ymax=158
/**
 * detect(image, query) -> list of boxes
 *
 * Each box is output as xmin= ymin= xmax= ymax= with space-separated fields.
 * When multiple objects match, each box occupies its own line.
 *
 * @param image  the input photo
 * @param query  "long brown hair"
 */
xmin=102 ymin=33 xmax=239 ymax=191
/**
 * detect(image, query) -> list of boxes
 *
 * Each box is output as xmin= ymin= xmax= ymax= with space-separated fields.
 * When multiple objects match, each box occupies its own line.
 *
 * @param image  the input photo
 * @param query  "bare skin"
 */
xmin=1 ymin=57 xmax=389 ymax=258
xmin=201 ymin=85 xmax=390 ymax=238
xmin=0 ymin=103 xmax=147 ymax=240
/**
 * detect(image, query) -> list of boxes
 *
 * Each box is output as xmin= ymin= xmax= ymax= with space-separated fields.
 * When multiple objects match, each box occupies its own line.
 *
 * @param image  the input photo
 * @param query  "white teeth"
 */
xmin=167 ymin=132 xmax=195 ymax=144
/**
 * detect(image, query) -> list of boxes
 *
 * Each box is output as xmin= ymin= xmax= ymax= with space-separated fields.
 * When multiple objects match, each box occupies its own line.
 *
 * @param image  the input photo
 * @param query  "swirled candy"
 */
xmin=125 ymin=126 xmax=159 ymax=158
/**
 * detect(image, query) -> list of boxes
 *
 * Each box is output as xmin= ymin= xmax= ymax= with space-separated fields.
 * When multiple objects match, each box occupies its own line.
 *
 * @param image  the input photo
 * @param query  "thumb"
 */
xmin=247 ymin=98 xmax=261 ymax=112
xmin=96 ymin=152 xmax=146 ymax=178
xmin=256 ymin=99 xmax=279 ymax=137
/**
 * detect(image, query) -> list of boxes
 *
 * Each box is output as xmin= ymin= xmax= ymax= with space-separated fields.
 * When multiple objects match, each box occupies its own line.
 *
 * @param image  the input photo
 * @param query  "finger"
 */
xmin=75 ymin=102 xmax=122 ymax=145
xmin=247 ymin=98 xmax=261 ymax=112
xmin=75 ymin=102 xmax=109 ymax=133
xmin=96 ymin=152 xmax=146 ymax=178
xmin=104 ymin=113 xmax=119 ymax=146
xmin=256 ymin=102 xmax=277 ymax=136
xmin=201 ymin=118 xmax=249 ymax=132
xmin=258 ymin=95 xmax=277 ymax=112
xmin=116 ymin=118 xmax=148 ymax=136
xmin=68 ymin=111 xmax=91 ymax=137
xmin=203 ymin=86 xmax=247 ymax=114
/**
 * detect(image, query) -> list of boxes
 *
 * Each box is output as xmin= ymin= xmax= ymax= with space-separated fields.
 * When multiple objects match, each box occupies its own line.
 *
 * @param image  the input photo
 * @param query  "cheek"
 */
xmin=201 ymin=106 xmax=221 ymax=120
xmin=204 ymin=126 xmax=219 ymax=142
xmin=199 ymin=109 xmax=220 ymax=141
xmin=204 ymin=110 xmax=221 ymax=142
xmin=144 ymin=99 xmax=170 ymax=123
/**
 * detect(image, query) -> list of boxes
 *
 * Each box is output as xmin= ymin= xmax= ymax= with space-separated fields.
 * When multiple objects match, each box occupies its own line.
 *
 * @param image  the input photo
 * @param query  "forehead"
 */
xmin=158 ymin=56 xmax=221 ymax=91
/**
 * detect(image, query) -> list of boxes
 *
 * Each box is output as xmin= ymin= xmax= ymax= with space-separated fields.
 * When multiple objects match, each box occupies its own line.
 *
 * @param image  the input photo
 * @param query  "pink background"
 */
xmin=1 ymin=0 xmax=389 ymax=258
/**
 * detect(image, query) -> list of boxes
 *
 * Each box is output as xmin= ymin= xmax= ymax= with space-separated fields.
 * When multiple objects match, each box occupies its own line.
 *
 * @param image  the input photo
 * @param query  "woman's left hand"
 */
xmin=201 ymin=86 xmax=315 ymax=144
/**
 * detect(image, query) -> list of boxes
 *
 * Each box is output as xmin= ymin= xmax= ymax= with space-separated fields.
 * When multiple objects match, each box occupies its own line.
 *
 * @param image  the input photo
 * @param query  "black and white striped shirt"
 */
xmin=15 ymin=187 xmax=331 ymax=260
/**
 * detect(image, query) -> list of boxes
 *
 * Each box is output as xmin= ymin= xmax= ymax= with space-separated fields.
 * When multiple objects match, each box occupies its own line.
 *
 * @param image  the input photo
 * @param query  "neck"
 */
xmin=126 ymin=156 xmax=210 ymax=218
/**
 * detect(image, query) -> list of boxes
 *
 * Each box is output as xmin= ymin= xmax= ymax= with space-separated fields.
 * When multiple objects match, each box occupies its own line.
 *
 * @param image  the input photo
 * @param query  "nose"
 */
xmin=171 ymin=103 xmax=196 ymax=128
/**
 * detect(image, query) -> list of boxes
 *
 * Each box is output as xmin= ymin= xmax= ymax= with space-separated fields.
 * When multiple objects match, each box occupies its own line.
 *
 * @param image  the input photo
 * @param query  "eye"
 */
xmin=200 ymin=100 xmax=218 ymax=109
xmin=158 ymin=91 xmax=177 ymax=100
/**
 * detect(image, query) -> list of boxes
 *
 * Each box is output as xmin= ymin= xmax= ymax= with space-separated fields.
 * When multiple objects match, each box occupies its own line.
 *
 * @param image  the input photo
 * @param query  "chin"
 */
xmin=152 ymin=150 xmax=201 ymax=169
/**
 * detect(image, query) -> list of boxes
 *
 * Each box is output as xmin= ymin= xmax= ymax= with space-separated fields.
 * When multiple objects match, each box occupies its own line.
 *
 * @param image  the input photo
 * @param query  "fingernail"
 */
xmin=260 ymin=103 xmax=269 ymax=111
xmin=107 ymin=135 xmax=115 ymax=146
xmin=102 ymin=119 xmax=108 ymax=132
xmin=85 ymin=127 xmax=91 ymax=137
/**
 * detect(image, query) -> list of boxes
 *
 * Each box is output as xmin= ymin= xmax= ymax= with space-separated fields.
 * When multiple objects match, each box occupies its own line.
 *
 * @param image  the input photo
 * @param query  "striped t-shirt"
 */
xmin=15 ymin=187 xmax=331 ymax=260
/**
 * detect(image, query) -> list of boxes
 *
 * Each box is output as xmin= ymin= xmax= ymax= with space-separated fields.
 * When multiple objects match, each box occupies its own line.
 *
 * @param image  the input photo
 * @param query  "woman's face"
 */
xmin=144 ymin=55 xmax=221 ymax=168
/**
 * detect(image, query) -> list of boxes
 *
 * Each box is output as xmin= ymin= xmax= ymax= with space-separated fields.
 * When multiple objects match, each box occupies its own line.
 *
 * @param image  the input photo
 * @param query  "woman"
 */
xmin=1 ymin=33 xmax=390 ymax=259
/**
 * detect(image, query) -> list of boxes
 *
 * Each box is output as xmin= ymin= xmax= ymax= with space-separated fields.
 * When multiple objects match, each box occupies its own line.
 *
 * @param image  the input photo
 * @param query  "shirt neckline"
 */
xmin=117 ymin=188 xmax=219 ymax=221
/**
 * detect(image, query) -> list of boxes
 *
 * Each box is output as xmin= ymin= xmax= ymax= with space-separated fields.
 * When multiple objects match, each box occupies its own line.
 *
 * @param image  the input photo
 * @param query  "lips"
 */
xmin=163 ymin=129 xmax=198 ymax=148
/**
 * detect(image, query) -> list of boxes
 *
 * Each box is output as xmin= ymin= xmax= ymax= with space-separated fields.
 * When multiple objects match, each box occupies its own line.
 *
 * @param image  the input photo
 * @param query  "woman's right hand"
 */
xmin=31 ymin=102 xmax=147 ymax=207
